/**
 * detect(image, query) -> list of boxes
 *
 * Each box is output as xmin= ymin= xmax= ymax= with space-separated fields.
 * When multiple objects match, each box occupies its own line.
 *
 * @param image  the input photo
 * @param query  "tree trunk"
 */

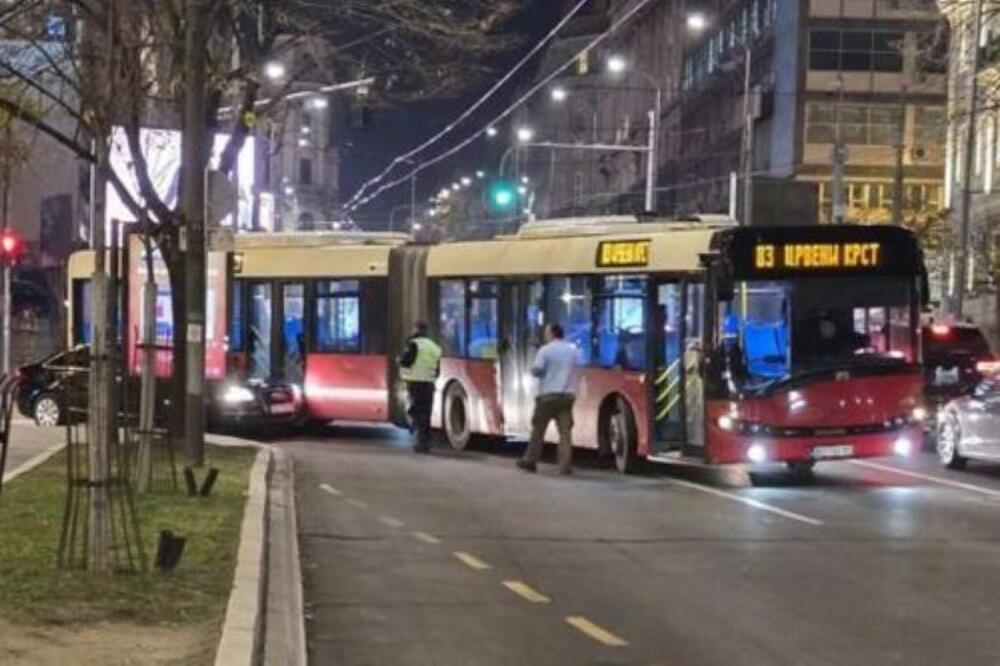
xmin=167 ymin=248 xmax=187 ymax=459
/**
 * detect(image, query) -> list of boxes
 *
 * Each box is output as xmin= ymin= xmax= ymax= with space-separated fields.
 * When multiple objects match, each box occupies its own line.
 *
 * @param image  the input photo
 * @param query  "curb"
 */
xmin=214 ymin=443 xmax=273 ymax=666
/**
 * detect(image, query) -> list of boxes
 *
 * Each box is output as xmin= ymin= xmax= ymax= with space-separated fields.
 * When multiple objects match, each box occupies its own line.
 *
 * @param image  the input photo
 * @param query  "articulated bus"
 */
xmin=67 ymin=217 xmax=928 ymax=473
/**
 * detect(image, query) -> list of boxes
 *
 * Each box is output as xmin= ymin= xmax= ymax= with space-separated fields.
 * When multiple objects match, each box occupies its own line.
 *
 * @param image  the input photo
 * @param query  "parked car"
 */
xmin=936 ymin=377 xmax=1000 ymax=469
xmin=922 ymin=323 xmax=998 ymax=426
xmin=15 ymin=345 xmax=302 ymax=429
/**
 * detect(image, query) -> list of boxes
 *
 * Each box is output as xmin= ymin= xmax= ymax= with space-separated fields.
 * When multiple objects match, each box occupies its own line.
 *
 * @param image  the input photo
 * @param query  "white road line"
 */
xmin=412 ymin=531 xmax=441 ymax=545
xmin=378 ymin=515 xmax=404 ymax=528
xmin=318 ymin=483 xmax=342 ymax=496
xmin=345 ymin=498 xmax=369 ymax=510
xmin=565 ymin=616 xmax=629 ymax=647
xmin=851 ymin=460 xmax=1000 ymax=501
xmin=666 ymin=478 xmax=824 ymax=526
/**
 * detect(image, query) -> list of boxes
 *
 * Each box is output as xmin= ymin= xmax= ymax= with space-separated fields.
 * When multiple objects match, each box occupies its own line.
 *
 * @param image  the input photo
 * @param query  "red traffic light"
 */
xmin=0 ymin=230 xmax=22 ymax=259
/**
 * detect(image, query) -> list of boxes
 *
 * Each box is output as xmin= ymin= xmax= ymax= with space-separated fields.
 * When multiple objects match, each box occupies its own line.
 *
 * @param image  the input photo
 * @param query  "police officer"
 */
xmin=398 ymin=321 xmax=442 ymax=453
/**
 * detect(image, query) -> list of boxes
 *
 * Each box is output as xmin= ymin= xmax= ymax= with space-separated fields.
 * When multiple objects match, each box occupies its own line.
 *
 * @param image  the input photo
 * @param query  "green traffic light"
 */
xmin=487 ymin=180 xmax=517 ymax=213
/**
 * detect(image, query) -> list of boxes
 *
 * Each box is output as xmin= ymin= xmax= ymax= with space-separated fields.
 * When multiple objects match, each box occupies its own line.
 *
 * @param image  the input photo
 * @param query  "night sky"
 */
xmin=339 ymin=2 xmax=564 ymax=229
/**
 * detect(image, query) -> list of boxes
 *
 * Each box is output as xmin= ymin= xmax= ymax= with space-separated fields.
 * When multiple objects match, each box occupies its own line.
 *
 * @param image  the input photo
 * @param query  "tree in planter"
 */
xmin=0 ymin=0 xmax=522 ymax=456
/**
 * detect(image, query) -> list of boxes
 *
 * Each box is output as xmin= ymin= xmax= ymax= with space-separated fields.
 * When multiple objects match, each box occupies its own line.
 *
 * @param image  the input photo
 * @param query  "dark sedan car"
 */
xmin=16 ymin=346 xmax=302 ymax=429
xmin=922 ymin=323 xmax=997 ymax=424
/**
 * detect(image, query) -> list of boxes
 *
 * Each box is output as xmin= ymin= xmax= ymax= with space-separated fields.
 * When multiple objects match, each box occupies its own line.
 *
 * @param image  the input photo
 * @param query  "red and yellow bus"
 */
xmin=67 ymin=217 xmax=928 ymax=473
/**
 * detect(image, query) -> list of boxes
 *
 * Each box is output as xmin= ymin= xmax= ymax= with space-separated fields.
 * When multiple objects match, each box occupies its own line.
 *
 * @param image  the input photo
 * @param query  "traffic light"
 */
xmin=0 ymin=229 xmax=22 ymax=263
xmin=487 ymin=180 xmax=517 ymax=214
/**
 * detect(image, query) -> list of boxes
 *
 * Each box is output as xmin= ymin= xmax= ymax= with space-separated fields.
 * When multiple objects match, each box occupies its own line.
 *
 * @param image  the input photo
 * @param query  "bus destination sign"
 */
xmin=753 ymin=241 xmax=882 ymax=272
xmin=597 ymin=239 xmax=651 ymax=268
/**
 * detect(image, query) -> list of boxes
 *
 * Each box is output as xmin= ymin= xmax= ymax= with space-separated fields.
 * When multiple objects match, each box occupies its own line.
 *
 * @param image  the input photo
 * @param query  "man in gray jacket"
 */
xmin=517 ymin=323 xmax=580 ymax=475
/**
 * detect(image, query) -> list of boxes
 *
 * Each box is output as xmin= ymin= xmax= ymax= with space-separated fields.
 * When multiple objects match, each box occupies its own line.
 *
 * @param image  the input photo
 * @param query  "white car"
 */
xmin=936 ymin=378 xmax=1000 ymax=469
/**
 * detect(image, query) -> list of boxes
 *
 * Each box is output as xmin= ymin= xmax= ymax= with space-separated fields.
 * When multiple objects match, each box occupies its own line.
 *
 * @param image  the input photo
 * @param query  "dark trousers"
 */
xmin=406 ymin=382 xmax=435 ymax=449
xmin=523 ymin=393 xmax=575 ymax=472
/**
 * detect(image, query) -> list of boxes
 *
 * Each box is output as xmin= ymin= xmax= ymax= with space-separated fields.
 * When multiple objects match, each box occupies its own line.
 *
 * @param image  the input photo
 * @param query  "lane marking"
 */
xmin=565 ymin=616 xmax=628 ymax=647
xmin=502 ymin=580 xmax=551 ymax=604
xmin=345 ymin=498 xmax=369 ymax=510
xmin=666 ymin=478 xmax=824 ymax=526
xmin=453 ymin=551 xmax=491 ymax=571
xmin=378 ymin=515 xmax=404 ymax=528
xmin=851 ymin=460 xmax=1000 ymax=501
xmin=412 ymin=531 xmax=441 ymax=545
xmin=318 ymin=483 xmax=342 ymax=496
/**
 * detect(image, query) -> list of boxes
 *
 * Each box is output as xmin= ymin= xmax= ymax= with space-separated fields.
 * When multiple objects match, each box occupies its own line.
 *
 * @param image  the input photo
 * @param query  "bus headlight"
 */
xmin=717 ymin=414 xmax=736 ymax=431
xmin=911 ymin=407 xmax=928 ymax=423
xmin=747 ymin=443 xmax=768 ymax=463
xmin=223 ymin=385 xmax=255 ymax=404
xmin=893 ymin=436 xmax=913 ymax=457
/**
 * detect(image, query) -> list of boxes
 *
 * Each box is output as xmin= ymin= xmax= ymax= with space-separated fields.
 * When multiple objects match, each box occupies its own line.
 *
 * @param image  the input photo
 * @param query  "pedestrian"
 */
xmin=398 ymin=321 xmax=442 ymax=453
xmin=518 ymin=323 xmax=580 ymax=475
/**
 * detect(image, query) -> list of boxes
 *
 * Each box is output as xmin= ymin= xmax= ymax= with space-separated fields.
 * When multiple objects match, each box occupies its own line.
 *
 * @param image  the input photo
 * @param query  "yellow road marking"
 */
xmin=378 ymin=515 xmax=404 ymax=528
xmin=345 ymin=498 xmax=368 ymax=510
xmin=453 ymin=551 xmax=491 ymax=571
xmin=502 ymin=580 xmax=550 ymax=604
xmin=565 ymin=616 xmax=629 ymax=647
xmin=412 ymin=531 xmax=441 ymax=545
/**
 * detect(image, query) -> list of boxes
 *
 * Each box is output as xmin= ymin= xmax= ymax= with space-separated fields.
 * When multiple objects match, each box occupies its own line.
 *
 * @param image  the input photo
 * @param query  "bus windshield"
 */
xmin=720 ymin=276 xmax=915 ymax=384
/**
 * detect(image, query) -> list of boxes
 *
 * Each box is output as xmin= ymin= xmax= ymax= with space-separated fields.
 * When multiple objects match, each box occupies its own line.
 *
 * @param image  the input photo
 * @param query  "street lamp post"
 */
xmin=608 ymin=58 xmax=661 ymax=214
xmin=739 ymin=43 xmax=753 ymax=227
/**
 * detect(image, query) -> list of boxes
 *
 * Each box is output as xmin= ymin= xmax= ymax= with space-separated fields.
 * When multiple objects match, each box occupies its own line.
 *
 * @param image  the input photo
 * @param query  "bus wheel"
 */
xmin=786 ymin=461 xmax=816 ymax=479
xmin=605 ymin=397 xmax=639 ymax=474
xmin=443 ymin=383 xmax=471 ymax=451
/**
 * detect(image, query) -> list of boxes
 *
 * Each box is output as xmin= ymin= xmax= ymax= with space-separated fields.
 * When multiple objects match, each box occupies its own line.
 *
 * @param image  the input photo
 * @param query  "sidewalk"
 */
xmin=3 ymin=422 xmax=62 ymax=480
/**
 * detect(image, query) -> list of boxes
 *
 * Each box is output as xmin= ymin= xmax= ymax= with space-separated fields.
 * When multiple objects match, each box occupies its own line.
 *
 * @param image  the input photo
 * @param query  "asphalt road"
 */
xmin=279 ymin=426 xmax=1000 ymax=665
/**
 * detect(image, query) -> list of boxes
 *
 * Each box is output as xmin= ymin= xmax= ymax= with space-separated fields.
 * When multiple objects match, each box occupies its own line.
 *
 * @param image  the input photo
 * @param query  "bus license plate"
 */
xmin=812 ymin=444 xmax=853 ymax=459
xmin=270 ymin=403 xmax=295 ymax=415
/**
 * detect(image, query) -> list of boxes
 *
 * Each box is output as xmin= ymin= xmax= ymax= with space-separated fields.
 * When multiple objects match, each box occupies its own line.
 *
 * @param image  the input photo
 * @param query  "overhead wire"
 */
xmin=344 ymin=0 xmax=595 ymax=209
xmin=347 ymin=0 xmax=661 ymax=215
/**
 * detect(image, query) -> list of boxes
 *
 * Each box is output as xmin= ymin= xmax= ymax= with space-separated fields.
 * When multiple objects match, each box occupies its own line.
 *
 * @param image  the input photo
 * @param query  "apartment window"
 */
xmin=809 ymin=30 xmax=904 ymax=72
xmin=913 ymin=106 xmax=945 ymax=147
xmin=805 ymin=103 xmax=901 ymax=145
xmin=682 ymin=0 xmax=774 ymax=90
xmin=298 ymin=158 xmax=313 ymax=186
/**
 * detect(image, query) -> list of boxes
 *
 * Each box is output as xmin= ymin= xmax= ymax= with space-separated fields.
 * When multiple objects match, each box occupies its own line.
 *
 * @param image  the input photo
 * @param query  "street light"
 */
xmin=476 ymin=170 xmax=486 ymax=179
xmin=606 ymin=55 xmax=628 ymax=75
xmin=461 ymin=176 xmax=473 ymax=187
xmin=309 ymin=96 xmax=329 ymax=110
xmin=438 ymin=189 xmax=451 ymax=199
xmin=521 ymin=176 xmax=530 ymax=184
xmin=263 ymin=61 xmax=287 ymax=81
xmin=686 ymin=12 xmax=708 ymax=32
xmin=486 ymin=126 xmax=499 ymax=138
xmin=551 ymin=86 xmax=568 ymax=102
xmin=451 ymin=183 xmax=461 ymax=191
xmin=516 ymin=126 xmax=535 ymax=143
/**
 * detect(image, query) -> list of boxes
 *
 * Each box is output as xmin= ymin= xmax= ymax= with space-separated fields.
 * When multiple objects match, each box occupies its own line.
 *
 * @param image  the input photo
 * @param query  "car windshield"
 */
xmin=719 ymin=276 xmax=915 ymax=384
xmin=923 ymin=327 xmax=990 ymax=357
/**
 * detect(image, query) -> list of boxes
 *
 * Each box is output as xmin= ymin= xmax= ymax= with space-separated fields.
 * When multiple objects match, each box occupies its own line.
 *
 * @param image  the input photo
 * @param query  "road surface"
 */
xmin=277 ymin=425 xmax=1000 ymax=665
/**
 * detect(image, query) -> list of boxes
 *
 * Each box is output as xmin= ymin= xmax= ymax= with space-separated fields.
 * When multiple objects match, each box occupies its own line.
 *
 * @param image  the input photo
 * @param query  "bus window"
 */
xmin=248 ymin=282 xmax=273 ymax=379
xmin=283 ymin=283 xmax=305 ymax=382
xmin=439 ymin=279 xmax=467 ymax=357
xmin=546 ymin=276 xmax=592 ymax=364
xmin=229 ymin=280 xmax=245 ymax=352
xmin=468 ymin=279 xmax=498 ymax=360
xmin=525 ymin=280 xmax=545 ymax=350
xmin=740 ymin=283 xmax=789 ymax=379
xmin=595 ymin=276 xmax=646 ymax=370
xmin=72 ymin=279 xmax=92 ymax=345
xmin=315 ymin=280 xmax=361 ymax=353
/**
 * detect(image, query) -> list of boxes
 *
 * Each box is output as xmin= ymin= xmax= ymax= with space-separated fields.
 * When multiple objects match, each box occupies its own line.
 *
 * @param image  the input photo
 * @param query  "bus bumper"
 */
xmin=708 ymin=426 xmax=924 ymax=465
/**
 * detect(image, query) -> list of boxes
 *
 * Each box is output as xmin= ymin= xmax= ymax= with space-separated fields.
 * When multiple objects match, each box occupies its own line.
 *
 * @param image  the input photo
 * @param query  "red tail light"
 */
xmin=930 ymin=324 xmax=951 ymax=337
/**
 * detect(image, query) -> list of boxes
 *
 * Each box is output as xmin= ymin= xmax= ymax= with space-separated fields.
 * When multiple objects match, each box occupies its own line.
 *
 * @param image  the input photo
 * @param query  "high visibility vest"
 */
xmin=400 ymin=337 xmax=442 ymax=383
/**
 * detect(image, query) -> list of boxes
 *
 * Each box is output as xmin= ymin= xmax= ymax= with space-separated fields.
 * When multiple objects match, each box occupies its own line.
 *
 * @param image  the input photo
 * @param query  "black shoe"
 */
xmin=516 ymin=460 xmax=537 ymax=473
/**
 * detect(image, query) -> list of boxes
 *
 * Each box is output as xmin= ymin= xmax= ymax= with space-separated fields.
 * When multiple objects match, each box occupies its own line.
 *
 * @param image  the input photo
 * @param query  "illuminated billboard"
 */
xmin=107 ymin=127 xmax=258 ymax=238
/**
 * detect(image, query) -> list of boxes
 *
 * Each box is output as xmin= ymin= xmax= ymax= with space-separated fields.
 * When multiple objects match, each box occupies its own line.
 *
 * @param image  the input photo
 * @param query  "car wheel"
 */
xmin=786 ymin=460 xmax=816 ymax=479
xmin=605 ymin=397 xmax=640 ymax=474
xmin=33 ymin=393 xmax=63 ymax=427
xmin=443 ymin=383 xmax=471 ymax=451
xmin=936 ymin=415 xmax=968 ymax=470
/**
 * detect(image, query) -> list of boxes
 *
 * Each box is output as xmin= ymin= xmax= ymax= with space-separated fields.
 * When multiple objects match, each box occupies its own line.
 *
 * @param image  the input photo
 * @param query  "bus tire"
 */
xmin=443 ymin=382 xmax=472 ymax=451
xmin=604 ymin=397 xmax=640 ymax=475
xmin=786 ymin=460 xmax=816 ymax=479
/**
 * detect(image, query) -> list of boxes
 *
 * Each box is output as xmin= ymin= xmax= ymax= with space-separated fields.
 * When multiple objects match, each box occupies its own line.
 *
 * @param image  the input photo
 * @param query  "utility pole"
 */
xmin=832 ymin=77 xmax=846 ymax=224
xmin=892 ymin=86 xmax=908 ymax=226
xmin=181 ymin=0 xmax=209 ymax=467
xmin=741 ymin=46 xmax=754 ymax=227
xmin=645 ymin=87 xmax=662 ymax=213
xmin=956 ymin=0 xmax=985 ymax=318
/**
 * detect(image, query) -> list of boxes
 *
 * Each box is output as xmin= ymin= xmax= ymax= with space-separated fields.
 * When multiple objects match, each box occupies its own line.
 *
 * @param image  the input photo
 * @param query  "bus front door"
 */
xmin=652 ymin=283 xmax=684 ymax=452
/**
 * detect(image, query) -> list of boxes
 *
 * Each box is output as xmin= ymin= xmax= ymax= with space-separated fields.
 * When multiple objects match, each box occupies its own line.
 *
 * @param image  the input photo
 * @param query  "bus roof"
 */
xmin=233 ymin=230 xmax=411 ymax=249
xmin=429 ymin=216 xmax=736 ymax=277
